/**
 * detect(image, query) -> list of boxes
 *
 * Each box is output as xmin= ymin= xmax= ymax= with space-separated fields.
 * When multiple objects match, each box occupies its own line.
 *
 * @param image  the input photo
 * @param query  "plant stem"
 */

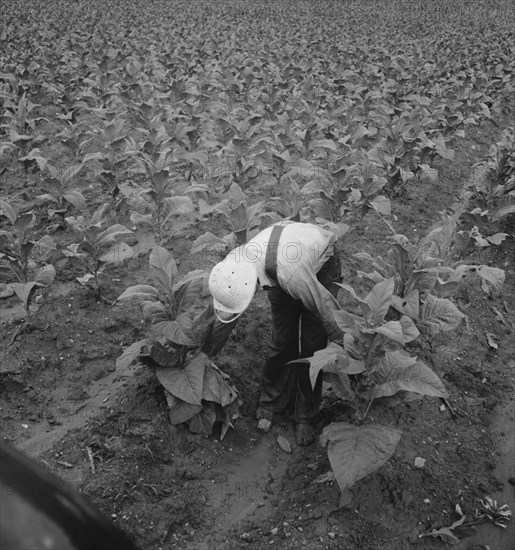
xmin=364 ymin=333 xmax=378 ymax=372
xmin=379 ymin=215 xmax=397 ymax=235
xmin=362 ymin=397 xmax=375 ymax=420
xmin=156 ymin=200 xmax=162 ymax=244
xmin=4 ymin=262 xmax=23 ymax=283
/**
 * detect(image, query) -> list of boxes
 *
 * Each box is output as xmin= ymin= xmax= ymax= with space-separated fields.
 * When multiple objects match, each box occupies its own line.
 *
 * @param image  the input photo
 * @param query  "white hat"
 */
xmin=208 ymin=258 xmax=258 ymax=323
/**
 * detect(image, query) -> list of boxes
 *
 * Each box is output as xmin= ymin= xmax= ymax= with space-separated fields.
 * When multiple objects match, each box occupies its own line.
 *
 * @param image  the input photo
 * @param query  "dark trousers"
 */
xmin=259 ymin=251 xmax=341 ymax=423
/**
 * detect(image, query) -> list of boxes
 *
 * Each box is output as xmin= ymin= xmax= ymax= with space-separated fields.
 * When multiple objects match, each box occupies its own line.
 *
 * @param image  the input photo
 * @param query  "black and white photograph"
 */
xmin=1 ymin=1 xmax=514 ymax=548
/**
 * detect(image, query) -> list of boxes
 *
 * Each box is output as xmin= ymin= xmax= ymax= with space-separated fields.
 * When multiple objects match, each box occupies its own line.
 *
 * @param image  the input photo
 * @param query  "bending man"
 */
xmin=208 ymin=221 xmax=343 ymax=445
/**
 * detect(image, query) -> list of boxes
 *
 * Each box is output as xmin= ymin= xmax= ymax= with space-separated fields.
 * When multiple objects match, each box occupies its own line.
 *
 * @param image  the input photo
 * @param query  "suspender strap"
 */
xmin=265 ymin=224 xmax=286 ymax=284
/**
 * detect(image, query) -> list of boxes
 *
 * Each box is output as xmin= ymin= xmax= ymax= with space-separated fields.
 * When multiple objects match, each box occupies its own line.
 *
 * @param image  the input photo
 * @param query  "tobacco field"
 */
xmin=1 ymin=0 xmax=514 ymax=548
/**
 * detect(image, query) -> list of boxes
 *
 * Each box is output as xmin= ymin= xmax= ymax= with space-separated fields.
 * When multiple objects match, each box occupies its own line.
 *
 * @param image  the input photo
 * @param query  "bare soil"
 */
xmin=1 ymin=121 xmax=514 ymax=550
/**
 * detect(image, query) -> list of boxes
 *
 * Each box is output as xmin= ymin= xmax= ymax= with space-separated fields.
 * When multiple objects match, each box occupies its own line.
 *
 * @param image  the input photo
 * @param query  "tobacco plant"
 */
xmin=191 ymin=182 xmax=281 ymax=256
xmin=306 ymin=213 xmax=505 ymax=495
xmin=36 ymin=162 xmax=86 ymax=219
xmin=122 ymin=148 xmax=195 ymax=245
xmin=64 ymin=202 xmax=134 ymax=297
xmin=297 ymin=275 xmax=448 ymax=495
xmin=354 ymin=214 xmax=505 ymax=328
xmin=0 ymin=200 xmax=56 ymax=318
xmin=301 ymin=149 xmax=392 ymax=227
xmin=461 ymin=128 xmax=515 ymax=242
xmin=0 ymin=92 xmax=47 ymax=160
xmin=115 ymin=246 xmax=241 ymax=437
xmin=79 ymin=117 xmax=129 ymax=195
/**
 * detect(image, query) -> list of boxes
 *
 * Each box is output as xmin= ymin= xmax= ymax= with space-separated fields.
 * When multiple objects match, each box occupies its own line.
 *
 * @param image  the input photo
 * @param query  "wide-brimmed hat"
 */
xmin=208 ymin=258 xmax=258 ymax=323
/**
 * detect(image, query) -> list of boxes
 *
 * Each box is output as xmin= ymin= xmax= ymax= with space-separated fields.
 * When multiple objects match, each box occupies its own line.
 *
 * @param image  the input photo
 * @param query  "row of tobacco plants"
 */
xmin=1 ymin=0 xmax=514 ymax=493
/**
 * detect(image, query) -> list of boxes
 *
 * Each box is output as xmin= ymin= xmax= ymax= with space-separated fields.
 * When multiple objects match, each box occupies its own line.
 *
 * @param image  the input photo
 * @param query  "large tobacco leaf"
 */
xmin=155 ymin=355 xmax=207 ymax=406
xmin=149 ymin=246 xmax=177 ymax=293
xmin=154 ymin=351 xmax=241 ymax=437
xmin=320 ymin=423 xmax=402 ymax=493
xmin=418 ymin=295 xmax=465 ymax=337
xmin=368 ymin=350 xmax=448 ymax=399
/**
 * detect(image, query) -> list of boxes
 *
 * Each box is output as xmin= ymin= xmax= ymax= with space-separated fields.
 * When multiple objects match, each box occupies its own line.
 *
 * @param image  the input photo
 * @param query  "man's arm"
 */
xmin=284 ymin=267 xmax=344 ymax=344
xmin=195 ymin=301 xmax=238 ymax=357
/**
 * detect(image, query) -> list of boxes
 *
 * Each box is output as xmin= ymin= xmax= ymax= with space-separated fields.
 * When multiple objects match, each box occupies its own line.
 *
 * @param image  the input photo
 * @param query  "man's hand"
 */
xmin=196 ymin=302 xmax=238 ymax=357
